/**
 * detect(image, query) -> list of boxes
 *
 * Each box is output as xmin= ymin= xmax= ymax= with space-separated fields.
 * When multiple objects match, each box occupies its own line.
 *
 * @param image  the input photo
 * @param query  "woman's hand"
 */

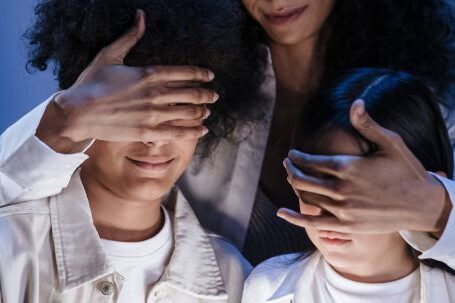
xmin=36 ymin=10 xmax=217 ymax=153
xmin=279 ymin=100 xmax=452 ymax=238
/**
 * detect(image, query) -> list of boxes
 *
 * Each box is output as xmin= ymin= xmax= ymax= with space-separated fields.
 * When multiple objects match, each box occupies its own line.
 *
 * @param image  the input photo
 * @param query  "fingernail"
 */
xmin=288 ymin=149 xmax=297 ymax=157
xmin=208 ymin=71 xmax=215 ymax=81
xmin=203 ymin=109 xmax=211 ymax=119
xmin=354 ymin=99 xmax=365 ymax=116
xmin=212 ymin=92 xmax=219 ymax=102
xmin=135 ymin=9 xmax=142 ymax=21
xmin=277 ymin=208 xmax=289 ymax=218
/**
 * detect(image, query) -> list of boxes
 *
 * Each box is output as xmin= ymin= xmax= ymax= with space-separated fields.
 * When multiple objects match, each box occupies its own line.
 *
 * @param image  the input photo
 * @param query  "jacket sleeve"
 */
xmin=399 ymin=105 xmax=455 ymax=269
xmin=400 ymin=173 xmax=455 ymax=269
xmin=0 ymin=95 xmax=91 ymax=205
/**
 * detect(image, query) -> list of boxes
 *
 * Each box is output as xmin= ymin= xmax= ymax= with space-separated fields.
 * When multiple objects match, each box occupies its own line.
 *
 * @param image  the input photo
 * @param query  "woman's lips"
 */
xmin=126 ymin=157 xmax=174 ymax=172
xmin=264 ymin=5 xmax=308 ymax=25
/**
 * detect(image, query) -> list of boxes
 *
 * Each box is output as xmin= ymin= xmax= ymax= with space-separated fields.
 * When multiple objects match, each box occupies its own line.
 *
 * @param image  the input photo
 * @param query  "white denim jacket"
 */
xmin=242 ymin=252 xmax=455 ymax=303
xmin=0 ymin=171 xmax=251 ymax=303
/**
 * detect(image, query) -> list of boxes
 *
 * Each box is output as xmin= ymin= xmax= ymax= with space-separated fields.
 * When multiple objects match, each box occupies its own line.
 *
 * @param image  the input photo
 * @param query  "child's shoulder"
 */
xmin=0 ymin=200 xmax=53 ymax=269
xmin=248 ymin=252 xmax=314 ymax=282
xmin=251 ymin=252 xmax=305 ymax=275
xmin=243 ymin=252 xmax=315 ymax=302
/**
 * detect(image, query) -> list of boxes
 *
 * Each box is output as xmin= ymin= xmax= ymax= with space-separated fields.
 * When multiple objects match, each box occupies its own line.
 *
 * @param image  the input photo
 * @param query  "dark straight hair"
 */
xmin=292 ymin=67 xmax=454 ymax=275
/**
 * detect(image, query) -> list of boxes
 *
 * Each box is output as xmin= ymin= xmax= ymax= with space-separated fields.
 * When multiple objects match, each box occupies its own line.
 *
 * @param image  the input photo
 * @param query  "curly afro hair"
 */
xmin=26 ymin=0 xmax=269 ymax=158
xmin=247 ymin=0 xmax=455 ymax=103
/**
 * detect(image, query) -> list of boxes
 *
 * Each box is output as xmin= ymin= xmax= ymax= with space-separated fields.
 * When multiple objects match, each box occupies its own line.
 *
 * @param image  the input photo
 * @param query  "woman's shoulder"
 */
xmin=242 ymin=252 xmax=315 ymax=302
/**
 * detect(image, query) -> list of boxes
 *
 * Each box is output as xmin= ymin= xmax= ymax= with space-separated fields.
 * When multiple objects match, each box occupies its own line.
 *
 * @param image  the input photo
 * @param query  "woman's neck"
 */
xmin=330 ymin=246 xmax=419 ymax=283
xmin=269 ymin=28 xmax=328 ymax=101
xmin=81 ymin=170 xmax=164 ymax=242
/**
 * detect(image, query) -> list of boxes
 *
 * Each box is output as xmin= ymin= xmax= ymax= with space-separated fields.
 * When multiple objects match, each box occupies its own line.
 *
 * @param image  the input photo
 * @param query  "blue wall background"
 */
xmin=1 ymin=1 xmax=455 ymax=133
xmin=0 ymin=0 xmax=57 ymax=132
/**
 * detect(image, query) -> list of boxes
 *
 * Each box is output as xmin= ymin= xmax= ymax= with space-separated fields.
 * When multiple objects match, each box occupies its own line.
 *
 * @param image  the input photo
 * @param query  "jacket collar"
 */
xmin=159 ymin=189 xmax=227 ymax=299
xmin=49 ymin=172 xmax=227 ymax=300
xmin=49 ymin=171 xmax=112 ymax=291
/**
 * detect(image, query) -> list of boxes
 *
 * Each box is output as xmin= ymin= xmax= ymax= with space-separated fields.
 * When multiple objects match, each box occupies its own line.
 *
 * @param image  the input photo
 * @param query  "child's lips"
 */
xmin=126 ymin=157 xmax=175 ymax=172
xmin=320 ymin=237 xmax=351 ymax=245
xmin=319 ymin=231 xmax=351 ymax=241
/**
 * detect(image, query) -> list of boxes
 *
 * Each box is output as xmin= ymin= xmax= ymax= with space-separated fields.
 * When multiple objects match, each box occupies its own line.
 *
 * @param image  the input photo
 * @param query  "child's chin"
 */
xmin=321 ymin=250 xmax=358 ymax=269
xmin=121 ymin=182 xmax=171 ymax=202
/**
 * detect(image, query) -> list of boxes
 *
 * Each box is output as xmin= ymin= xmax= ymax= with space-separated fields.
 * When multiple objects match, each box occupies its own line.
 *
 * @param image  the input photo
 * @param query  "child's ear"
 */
xmin=435 ymin=171 xmax=448 ymax=178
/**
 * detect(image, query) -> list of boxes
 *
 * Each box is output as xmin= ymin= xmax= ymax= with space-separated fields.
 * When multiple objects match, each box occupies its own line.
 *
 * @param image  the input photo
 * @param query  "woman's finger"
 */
xmin=87 ymin=124 xmax=208 ymax=143
xmin=116 ymin=85 xmax=218 ymax=106
xmin=162 ymin=119 xmax=205 ymax=127
xmin=144 ymin=65 xmax=215 ymax=83
xmin=132 ymin=124 xmax=209 ymax=142
xmin=153 ymin=105 xmax=209 ymax=122
xmin=94 ymin=9 xmax=146 ymax=65
xmin=350 ymin=99 xmax=404 ymax=154
xmin=298 ymin=191 xmax=339 ymax=213
xmin=284 ymin=158 xmax=343 ymax=200
xmin=148 ymin=87 xmax=219 ymax=105
xmin=95 ymin=105 xmax=208 ymax=127
xmin=277 ymin=208 xmax=348 ymax=232
xmin=288 ymin=150 xmax=354 ymax=178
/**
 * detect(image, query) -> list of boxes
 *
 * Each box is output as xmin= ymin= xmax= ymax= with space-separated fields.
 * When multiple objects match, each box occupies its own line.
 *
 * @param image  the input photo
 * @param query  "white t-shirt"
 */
xmin=310 ymin=258 xmax=421 ymax=303
xmin=100 ymin=207 xmax=173 ymax=303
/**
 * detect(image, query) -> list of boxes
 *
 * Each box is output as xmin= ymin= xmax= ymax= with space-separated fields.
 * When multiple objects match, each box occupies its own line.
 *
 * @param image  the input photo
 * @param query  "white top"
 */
xmin=242 ymin=252 xmax=455 ymax=303
xmin=100 ymin=207 xmax=173 ymax=303
xmin=314 ymin=258 xmax=420 ymax=303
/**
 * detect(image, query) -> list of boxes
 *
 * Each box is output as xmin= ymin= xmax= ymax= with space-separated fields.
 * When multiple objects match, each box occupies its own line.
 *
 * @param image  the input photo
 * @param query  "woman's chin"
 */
xmin=268 ymin=31 xmax=308 ymax=46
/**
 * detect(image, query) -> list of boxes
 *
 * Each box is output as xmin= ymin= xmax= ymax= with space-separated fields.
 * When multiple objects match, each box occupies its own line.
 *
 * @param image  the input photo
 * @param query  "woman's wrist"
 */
xmin=35 ymin=94 xmax=78 ymax=154
xmin=431 ymin=191 xmax=452 ymax=239
xmin=422 ymin=174 xmax=452 ymax=238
